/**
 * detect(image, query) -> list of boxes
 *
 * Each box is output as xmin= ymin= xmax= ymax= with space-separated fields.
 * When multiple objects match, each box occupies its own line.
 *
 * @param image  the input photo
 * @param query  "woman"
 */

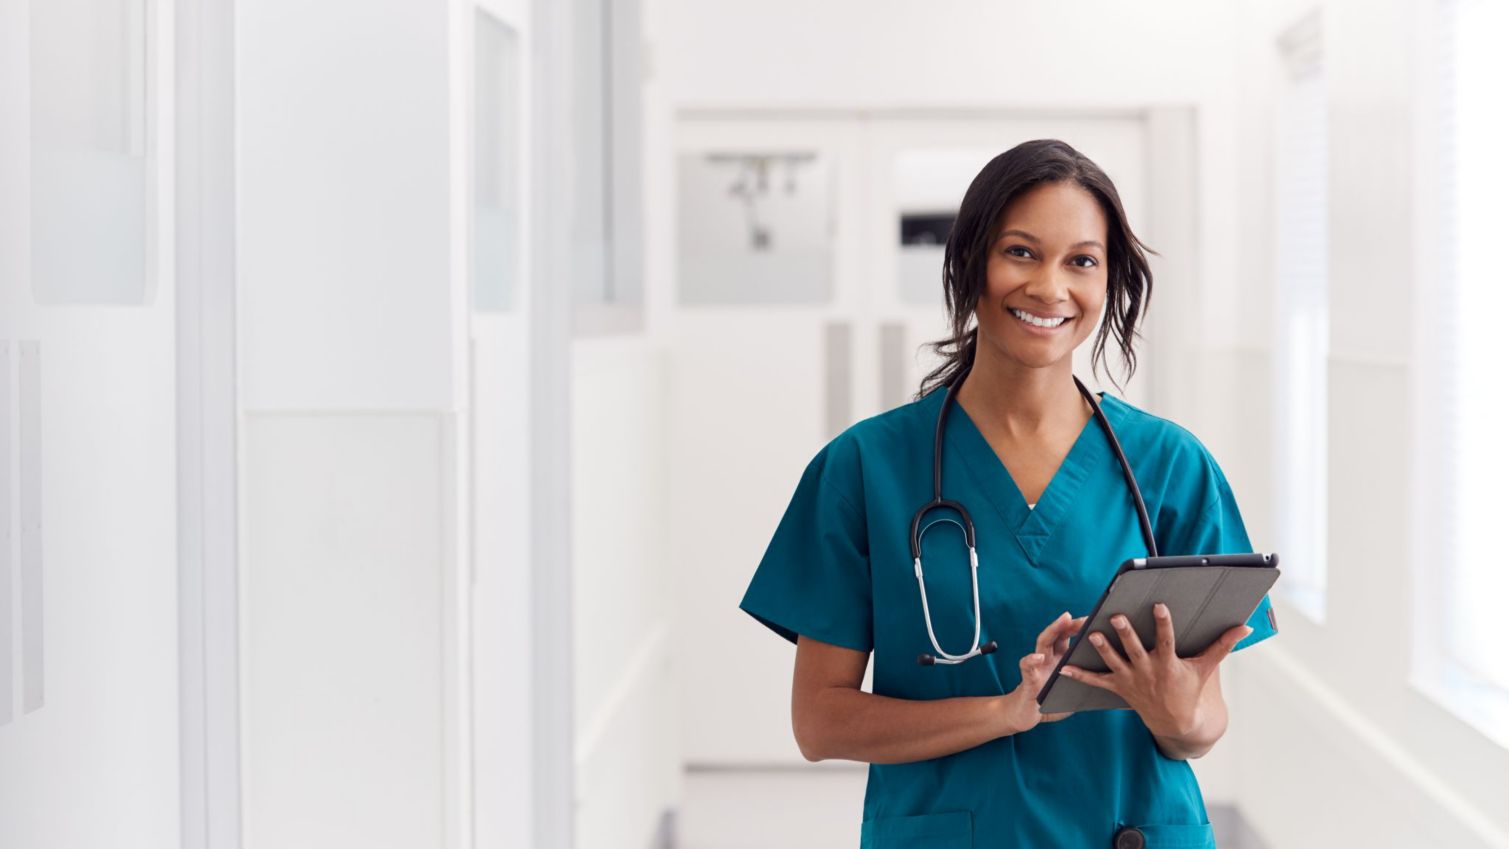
xmin=738 ymin=138 xmax=1278 ymax=849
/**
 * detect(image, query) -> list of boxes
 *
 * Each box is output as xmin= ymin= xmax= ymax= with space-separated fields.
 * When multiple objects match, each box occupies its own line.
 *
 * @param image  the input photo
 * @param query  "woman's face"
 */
xmin=974 ymin=180 xmax=1109 ymax=372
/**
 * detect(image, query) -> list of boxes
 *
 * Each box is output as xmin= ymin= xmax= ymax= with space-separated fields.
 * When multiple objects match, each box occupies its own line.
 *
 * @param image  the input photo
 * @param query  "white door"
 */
xmin=0 ymin=0 xmax=182 ymax=845
xmin=670 ymin=112 xmax=1152 ymax=766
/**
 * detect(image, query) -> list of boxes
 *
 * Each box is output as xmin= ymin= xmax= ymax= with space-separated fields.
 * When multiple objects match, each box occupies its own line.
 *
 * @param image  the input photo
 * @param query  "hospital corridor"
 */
xmin=2 ymin=0 xmax=1508 ymax=847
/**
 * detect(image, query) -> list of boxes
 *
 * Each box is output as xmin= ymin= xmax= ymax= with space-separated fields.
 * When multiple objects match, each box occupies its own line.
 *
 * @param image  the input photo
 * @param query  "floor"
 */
xmin=673 ymin=767 xmax=1270 ymax=849
xmin=676 ymin=766 xmax=868 ymax=849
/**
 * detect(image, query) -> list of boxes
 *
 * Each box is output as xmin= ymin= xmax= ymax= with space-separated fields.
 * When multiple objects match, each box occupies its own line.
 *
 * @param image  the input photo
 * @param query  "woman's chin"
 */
xmin=978 ymin=327 xmax=1084 ymax=372
xmin=998 ymin=340 xmax=1076 ymax=370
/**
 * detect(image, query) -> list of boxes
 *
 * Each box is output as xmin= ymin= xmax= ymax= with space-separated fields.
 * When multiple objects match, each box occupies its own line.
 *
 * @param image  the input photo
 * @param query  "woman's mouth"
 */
xmin=1009 ymin=307 xmax=1072 ymax=330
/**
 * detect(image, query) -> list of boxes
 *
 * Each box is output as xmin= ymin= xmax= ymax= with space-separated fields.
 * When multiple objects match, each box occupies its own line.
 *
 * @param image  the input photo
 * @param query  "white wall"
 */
xmin=571 ymin=337 xmax=680 ymax=849
xmin=1220 ymin=0 xmax=1509 ymax=846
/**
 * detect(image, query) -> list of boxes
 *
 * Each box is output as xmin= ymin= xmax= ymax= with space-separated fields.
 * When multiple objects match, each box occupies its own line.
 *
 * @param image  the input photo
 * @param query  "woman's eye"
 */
xmin=1003 ymin=246 xmax=1097 ymax=268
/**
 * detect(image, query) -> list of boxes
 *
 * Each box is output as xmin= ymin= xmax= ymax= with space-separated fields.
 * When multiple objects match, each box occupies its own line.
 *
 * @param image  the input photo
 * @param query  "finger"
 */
xmin=1195 ymin=624 xmax=1253 ymax=669
xmin=1024 ymin=653 xmax=1061 ymax=692
xmin=1019 ymin=652 xmax=1049 ymax=682
xmin=1060 ymin=664 xmax=1116 ymax=691
xmin=1040 ymin=710 xmax=1075 ymax=723
xmin=1109 ymin=613 xmax=1149 ymax=666
xmin=1153 ymin=602 xmax=1176 ymax=659
xmin=1038 ymin=612 xmax=1074 ymax=657
xmin=1036 ymin=611 xmax=1071 ymax=655
xmin=1085 ymin=629 xmax=1129 ymax=675
xmin=1054 ymin=616 xmax=1088 ymax=655
xmin=1035 ymin=612 xmax=1068 ymax=654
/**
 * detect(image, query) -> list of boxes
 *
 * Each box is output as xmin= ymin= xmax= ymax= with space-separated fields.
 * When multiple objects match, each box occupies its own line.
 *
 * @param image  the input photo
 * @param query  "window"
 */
xmin=31 ymin=0 xmax=154 ymax=305
xmin=1271 ymin=10 xmax=1328 ymax=623
xmin=571 ymin=0 xmax=644 ymax=334
xmin=473 ymin=11 xmax=522 ymax=313
xmin=1412 ymin=0 xmax=1509 ymax=748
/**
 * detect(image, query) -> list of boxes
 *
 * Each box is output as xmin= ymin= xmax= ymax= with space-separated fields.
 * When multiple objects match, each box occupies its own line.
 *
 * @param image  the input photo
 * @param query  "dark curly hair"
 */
xmin=915 ymin=139 xmax=1158 ymax=399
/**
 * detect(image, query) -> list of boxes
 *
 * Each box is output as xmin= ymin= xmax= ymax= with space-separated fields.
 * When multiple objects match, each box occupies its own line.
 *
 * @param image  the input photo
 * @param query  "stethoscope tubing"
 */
xmin=910 ymin=364 xmax=1158 ymax=666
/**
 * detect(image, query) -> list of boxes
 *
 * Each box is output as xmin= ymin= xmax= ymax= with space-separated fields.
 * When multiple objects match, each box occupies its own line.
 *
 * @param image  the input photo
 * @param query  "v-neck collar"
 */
xmin=933 ymin=385 xmax=1119 ymax=567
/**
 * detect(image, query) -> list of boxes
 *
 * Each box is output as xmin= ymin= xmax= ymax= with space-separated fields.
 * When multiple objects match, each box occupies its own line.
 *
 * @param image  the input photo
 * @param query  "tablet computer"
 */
xmin=1036 ymin=552 xmax=1280 ymax=713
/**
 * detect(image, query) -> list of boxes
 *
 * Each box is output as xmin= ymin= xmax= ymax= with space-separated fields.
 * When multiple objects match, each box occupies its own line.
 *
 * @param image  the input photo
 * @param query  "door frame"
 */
xmin=175 ymin=0 xmax=241 ymax=845
xmin=530 ymin=0 xmax=576 ymax=847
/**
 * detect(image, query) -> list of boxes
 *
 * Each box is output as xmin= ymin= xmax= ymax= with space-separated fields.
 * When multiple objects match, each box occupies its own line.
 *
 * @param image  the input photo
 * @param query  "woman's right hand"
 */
xmin=998 ymin=611 xmax=1087 ymax=735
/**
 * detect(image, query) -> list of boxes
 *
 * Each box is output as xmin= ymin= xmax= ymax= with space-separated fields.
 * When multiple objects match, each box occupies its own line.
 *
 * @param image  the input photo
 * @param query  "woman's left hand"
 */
xmin=1059 ymin=602 xmax=1252 ymax=739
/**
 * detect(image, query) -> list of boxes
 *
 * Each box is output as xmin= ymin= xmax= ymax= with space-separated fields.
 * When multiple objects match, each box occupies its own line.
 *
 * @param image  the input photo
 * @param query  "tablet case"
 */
xmin=1036 ymin=553 xmax=1280 ymax=713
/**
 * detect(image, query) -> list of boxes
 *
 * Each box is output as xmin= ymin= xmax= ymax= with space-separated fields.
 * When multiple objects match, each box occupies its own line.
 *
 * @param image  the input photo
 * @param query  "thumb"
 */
xmin=1196 ymin=624 xmax=1252 ymax=667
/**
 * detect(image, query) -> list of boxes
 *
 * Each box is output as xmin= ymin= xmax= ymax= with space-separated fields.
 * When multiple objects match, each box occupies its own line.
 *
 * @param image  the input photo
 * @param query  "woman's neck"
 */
xmin=953 ymin=343 xmax=1087 ymax=439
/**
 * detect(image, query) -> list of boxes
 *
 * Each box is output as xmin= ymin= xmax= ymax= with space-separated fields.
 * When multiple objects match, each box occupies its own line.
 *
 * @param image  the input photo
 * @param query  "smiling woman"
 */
xmin=739 ymin=139 xmax=1277 ymax=849
xmin=920 ymin=140 xmax=1157 ymax=399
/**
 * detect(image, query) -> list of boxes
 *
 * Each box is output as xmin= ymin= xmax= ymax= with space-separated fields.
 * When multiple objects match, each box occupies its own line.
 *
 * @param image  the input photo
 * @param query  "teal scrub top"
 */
xmin=739 ymin=384 xmax=1279 ymax=849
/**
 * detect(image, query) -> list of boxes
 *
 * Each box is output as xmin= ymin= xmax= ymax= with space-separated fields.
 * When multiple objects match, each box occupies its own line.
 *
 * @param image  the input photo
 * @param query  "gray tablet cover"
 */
xmin=1037 ymin=564 xmax=1280 ymax=713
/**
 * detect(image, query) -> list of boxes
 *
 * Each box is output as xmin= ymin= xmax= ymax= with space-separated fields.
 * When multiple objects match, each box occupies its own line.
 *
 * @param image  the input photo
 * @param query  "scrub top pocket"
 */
xmin=859 ymin=810 xmax=972 ymax=849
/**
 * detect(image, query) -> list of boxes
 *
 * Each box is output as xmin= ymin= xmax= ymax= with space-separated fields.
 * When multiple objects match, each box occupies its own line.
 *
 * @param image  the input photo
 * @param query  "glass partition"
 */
xmin=473 ymin=11 xmax=522 ymax=313
xmin=31 ymin=0 xmax=151 ymax=304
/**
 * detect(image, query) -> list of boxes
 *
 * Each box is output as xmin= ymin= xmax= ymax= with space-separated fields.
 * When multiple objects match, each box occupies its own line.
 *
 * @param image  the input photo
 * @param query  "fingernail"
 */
xmin=1155 ymin=603 xmax=1168 ymax=617
xmin=1062 ymin=668 xmax=1076 ymax=677
xmin=1090 ymin=633 xmax=1105 ymax=646
xmin=1032 ymin=653 xmax=1044 ymax=662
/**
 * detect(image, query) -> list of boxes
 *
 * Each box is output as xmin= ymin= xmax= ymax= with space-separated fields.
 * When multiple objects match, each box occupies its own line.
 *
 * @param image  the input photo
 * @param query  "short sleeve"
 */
xmin=738 ymin=442 xmax=873 ymax=653
xmin=1164 ymin=457 xmax=1278 ymax=654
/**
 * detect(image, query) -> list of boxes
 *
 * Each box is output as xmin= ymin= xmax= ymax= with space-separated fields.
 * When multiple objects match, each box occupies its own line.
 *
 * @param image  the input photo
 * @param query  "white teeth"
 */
xmin=1010 ymin=308 xmax=1069 ymax=328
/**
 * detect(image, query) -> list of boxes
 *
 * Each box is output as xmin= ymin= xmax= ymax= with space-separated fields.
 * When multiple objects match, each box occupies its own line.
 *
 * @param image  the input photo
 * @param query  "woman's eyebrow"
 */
xmin=997 ymin=228 xmax=1105 ymax=252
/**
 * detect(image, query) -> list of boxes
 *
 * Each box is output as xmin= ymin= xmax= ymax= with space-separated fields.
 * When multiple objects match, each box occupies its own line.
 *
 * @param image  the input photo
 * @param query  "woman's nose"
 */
xmin=1021 ymin=268 xmax=1072 ymax=303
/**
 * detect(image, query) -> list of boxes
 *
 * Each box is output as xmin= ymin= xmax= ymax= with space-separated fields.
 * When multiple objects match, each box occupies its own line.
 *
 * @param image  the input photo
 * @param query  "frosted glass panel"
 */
xmin=30 ymin=0 xmax=150 ymax=304
xmin=677 ymin=152 xmax=833 ymax=305
xmin=570 ymin=0 xmax=644 ymax=323
xmin=473 ymin=12 xmax=521 ymax=313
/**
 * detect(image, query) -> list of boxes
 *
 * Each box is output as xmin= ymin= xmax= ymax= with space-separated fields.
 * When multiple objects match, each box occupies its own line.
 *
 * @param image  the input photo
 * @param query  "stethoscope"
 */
xmin=911 ymin=364 xmax=1159 ymax=665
